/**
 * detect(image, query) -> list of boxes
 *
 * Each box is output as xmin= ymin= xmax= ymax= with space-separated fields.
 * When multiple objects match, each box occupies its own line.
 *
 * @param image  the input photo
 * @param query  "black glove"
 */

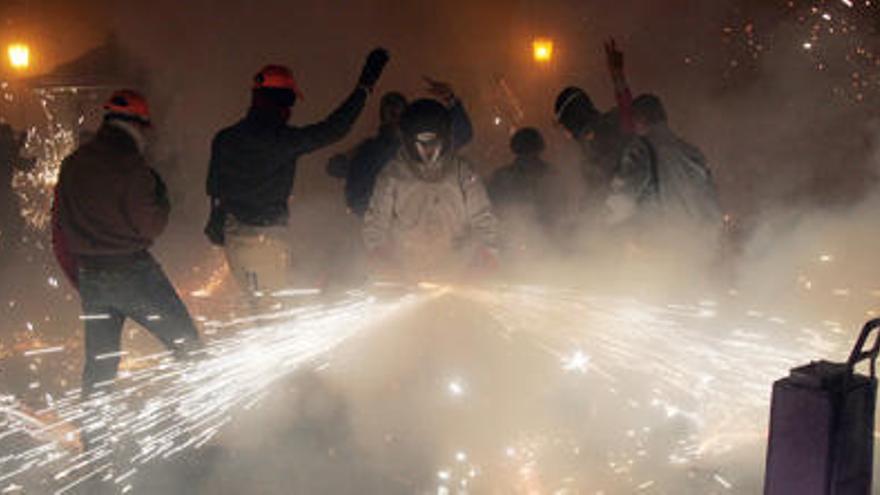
xmin=204 ymin=200 xmax=226 ymax=246
xmin=358 ymin=48 xmax=390 ymax=91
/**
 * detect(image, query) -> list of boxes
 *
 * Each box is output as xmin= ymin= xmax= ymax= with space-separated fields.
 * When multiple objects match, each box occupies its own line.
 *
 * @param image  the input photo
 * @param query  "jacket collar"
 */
xmin=105 ymin=119 xmax=146 ymax=154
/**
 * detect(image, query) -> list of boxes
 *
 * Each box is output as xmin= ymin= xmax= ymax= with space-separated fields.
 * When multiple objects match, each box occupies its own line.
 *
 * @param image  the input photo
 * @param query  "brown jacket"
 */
xmin=56 ymin=123 xmax=169 ymax=256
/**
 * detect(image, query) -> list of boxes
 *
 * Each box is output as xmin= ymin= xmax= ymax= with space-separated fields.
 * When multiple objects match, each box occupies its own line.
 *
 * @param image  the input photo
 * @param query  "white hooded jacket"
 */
xmin=363 ymin=150 xmax=498 ymax=273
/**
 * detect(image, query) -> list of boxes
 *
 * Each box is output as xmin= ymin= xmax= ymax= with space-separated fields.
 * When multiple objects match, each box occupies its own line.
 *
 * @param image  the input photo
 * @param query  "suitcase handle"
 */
xmin=846 ymin=318 xmax=880 ymax=378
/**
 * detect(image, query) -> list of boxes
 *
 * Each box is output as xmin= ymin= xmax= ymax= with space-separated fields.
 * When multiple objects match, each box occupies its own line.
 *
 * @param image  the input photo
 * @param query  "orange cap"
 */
xmin=104 ymin=89 xmax=150 ymax=124
xmin=253 ymin=64 xmax=304 ymax=98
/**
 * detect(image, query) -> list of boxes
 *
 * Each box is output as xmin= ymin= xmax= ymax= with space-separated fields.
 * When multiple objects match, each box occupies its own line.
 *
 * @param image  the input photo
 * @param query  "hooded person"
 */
xmin=607 ymin=93 xmax=722 ymax=229
xmin=554 ymin=39 xmax=635 ymax=214
xmin=363 ymin=99 xmax=498 ymax=279
xmin=327 ymin=78 xmax=475 ymax=218
xmin=54 ymin=89 xmax=202 ymax=405
xmin=488 ymin=127 xmax=562 ymax=232
xmin=206 ymin=48 xmax=389 ymax=296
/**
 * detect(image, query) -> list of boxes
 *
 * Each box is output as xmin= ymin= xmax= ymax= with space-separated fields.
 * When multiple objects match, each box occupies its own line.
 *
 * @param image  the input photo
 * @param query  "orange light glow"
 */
xmin=532 ymin=38 xmax=554 ymax=63
xmin=7 ymin=43 xmax=30 ymax=70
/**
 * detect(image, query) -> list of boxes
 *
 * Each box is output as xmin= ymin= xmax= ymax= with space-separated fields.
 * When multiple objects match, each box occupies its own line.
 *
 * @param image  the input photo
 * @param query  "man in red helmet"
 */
xmin=206 ymin=48 xmax=389 ymax=296
xmin=55 ymin=90 xmax=202 ymax=402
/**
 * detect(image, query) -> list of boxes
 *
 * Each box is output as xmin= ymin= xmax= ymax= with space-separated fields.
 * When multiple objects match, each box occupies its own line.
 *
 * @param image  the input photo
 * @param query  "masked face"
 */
xmin=414 ymin=132 xmax=444 ymax=166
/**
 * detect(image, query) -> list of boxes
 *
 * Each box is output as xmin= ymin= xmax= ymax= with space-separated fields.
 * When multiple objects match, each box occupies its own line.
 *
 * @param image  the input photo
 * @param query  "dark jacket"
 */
xmin=56 ymin=123 xmax=169 ymax=256
xmin=577 ymin=109 xmax=633 ymax=207
xmin=208 ymin=88 xmax=367 ymax=225
xmin=341 ymin=100 xmax=473 ymax=217
xmin=488 ymin=155 xmax=559 ymax=227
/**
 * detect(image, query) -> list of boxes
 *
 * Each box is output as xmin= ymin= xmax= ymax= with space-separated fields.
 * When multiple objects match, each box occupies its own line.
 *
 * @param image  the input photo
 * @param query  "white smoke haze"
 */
xmin=4 ymin=0 xmax=880 ymax=493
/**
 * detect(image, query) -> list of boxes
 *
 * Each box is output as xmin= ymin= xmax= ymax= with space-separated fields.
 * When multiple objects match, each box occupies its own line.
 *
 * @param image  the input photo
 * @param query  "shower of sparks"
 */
xmin=13 ymin=90 xmax=80 ymax=231
xmin=444 ymin=283 xmax=856 ymax=491
xmin=0 ymin=289 xmax=432 ymax=493
xmin=187 ymin=252 xmax=230 ymax=299
xmin=0 ymin=275 xmax=868 ymax=493
xmin=716 ymin=1 xmax=880 ymax=102
xmin=793 ymin=0 xmax=880 ymax=102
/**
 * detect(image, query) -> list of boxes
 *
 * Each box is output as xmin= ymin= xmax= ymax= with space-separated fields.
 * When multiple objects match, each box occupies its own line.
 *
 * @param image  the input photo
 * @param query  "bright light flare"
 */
xmin=532 ymin=38 xmax=554 ymax=63
xmin=7 ymin=43 xmax=30 ymax=70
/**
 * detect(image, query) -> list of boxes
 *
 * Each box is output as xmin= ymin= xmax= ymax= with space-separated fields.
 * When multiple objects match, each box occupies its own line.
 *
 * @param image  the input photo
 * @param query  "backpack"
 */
xmin=642 ymin=135 xmax=722 ymax=225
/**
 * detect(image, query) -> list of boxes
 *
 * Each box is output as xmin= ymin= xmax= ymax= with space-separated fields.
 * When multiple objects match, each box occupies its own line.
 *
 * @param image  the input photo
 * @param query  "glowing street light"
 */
xmin=7 ymin=43 xmax=30 ymax=70
xmin=532 ymin=38 xmax=554 ymax=63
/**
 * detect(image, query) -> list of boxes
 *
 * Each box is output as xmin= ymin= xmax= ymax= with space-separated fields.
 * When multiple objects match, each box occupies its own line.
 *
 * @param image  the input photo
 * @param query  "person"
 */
xmin=363 ymin=99 xmax=498 ymax=280
xmin=327 ymin=78 xmax=474 ymax=218
xmin=606 ymin=93 xmax=722 ymax=228
xmin=554 ymin=39 xmax=634 ymax=212
xmin=54 ymin=90 xmax=202 ymax=400
xmin=487 ymin=127 xmax=561 ymax=232
xmin=205 ymin=48 xmax=389 ymax=296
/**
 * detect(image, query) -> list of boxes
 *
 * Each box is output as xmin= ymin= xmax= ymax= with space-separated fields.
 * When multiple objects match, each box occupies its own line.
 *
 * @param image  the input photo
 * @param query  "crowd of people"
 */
xmin=30 ymin=41 xmax=723 ymax=449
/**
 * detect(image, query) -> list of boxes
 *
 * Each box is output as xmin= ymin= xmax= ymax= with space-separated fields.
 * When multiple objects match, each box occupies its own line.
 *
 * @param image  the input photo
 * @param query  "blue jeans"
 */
xmin=78 ymin=253 xmax=201 ymax=397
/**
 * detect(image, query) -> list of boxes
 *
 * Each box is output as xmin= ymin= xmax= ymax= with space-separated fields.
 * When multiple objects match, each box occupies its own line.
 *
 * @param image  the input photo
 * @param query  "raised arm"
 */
xmin=424 ymin=77 xmax=473 ymax=149
xmin=605 ymin=38 xmax=634 ymax=135
xmin=296 ymin=48 xmax=390 ymax=154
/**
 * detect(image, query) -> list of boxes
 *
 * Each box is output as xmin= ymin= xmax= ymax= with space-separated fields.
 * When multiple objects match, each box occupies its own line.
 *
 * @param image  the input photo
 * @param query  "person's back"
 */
xmin=488 ymin=128 xmax=559 ymax=229
xmin=205 ymin=51 xmax=389 ymax=294
xmin=609 ymin=94 xmax=721 ymax=227
xmin=53 ymin=90 xmax=200 ymax=421
xmin=646 ymin=124 xmax=720 ymax=224
xmin=210 ymin=86 xmax=366 ymax=226
xmin=58 ymin=123 xmax=167 ymax=255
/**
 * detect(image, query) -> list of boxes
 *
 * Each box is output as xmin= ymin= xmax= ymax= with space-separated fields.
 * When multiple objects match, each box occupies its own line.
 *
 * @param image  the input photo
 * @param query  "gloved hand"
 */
xmin=204 ymin=199 xmax=226 ymax=246
xmin=423 ymin=76 xmax=456 ymax=106
xmin=358 ymin=48 xmax=390 ymax=91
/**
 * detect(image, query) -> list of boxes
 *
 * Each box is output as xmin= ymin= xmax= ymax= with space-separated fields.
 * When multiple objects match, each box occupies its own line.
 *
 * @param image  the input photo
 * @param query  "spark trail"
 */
xmin=441 ymin=283 xmax=855 ymax=492
xmin=0 ymin=288 xmax=430 ymax=493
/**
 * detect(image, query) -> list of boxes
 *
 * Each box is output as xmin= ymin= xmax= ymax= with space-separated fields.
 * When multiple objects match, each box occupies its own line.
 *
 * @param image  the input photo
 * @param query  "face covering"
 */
xmin=415 ymin=132 xmax=443 ymax=165
xmin=408 ymin=131 xmax=447 ymax=181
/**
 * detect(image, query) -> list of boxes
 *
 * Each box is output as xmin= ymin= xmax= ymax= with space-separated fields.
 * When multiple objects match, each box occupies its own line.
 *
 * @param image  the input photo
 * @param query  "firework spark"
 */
xmin=0 ymin=288 xmax=433 ymax=493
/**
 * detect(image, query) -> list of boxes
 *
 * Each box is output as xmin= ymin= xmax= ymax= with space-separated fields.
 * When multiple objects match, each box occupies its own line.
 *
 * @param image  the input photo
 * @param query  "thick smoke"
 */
xmin=3 ymin=0 xmax=880 ymax=493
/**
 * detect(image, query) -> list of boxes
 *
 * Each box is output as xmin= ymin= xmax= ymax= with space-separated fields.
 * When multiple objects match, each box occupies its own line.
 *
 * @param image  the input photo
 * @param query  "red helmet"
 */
xmin=104 ymin=89 xmax=151 ymax=125
xmin=253 ymin=64 xmax=304 ymax=98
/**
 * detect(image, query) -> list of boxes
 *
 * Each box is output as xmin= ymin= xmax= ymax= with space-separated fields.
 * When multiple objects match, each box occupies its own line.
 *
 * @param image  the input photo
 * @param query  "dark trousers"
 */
xmin=78 ymin=252 xmax=201 ymax=397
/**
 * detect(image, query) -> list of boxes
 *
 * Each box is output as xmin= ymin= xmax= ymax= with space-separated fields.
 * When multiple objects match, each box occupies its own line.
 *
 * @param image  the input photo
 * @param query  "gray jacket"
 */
xmin=608 ymin=124 xmax=721 ymax=226
xmin=364 ymin=151 xmax=498 ymax=271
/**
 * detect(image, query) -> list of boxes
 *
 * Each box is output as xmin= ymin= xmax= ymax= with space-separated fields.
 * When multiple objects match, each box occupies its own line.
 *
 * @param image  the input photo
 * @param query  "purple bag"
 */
xmin=764 ymin=319 xmax=879 ymax=495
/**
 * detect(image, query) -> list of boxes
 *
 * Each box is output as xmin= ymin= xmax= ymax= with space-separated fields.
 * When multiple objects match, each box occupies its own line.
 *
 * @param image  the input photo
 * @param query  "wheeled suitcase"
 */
xmin=764 ymin=318 xmax=880 ymax=495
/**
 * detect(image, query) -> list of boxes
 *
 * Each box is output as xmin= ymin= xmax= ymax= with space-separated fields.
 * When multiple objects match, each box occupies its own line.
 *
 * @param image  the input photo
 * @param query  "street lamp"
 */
xmin=8 ymin=43 xmax=30 ymax=70
xmin=532 ymin=38 xmax=554 ymax=63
